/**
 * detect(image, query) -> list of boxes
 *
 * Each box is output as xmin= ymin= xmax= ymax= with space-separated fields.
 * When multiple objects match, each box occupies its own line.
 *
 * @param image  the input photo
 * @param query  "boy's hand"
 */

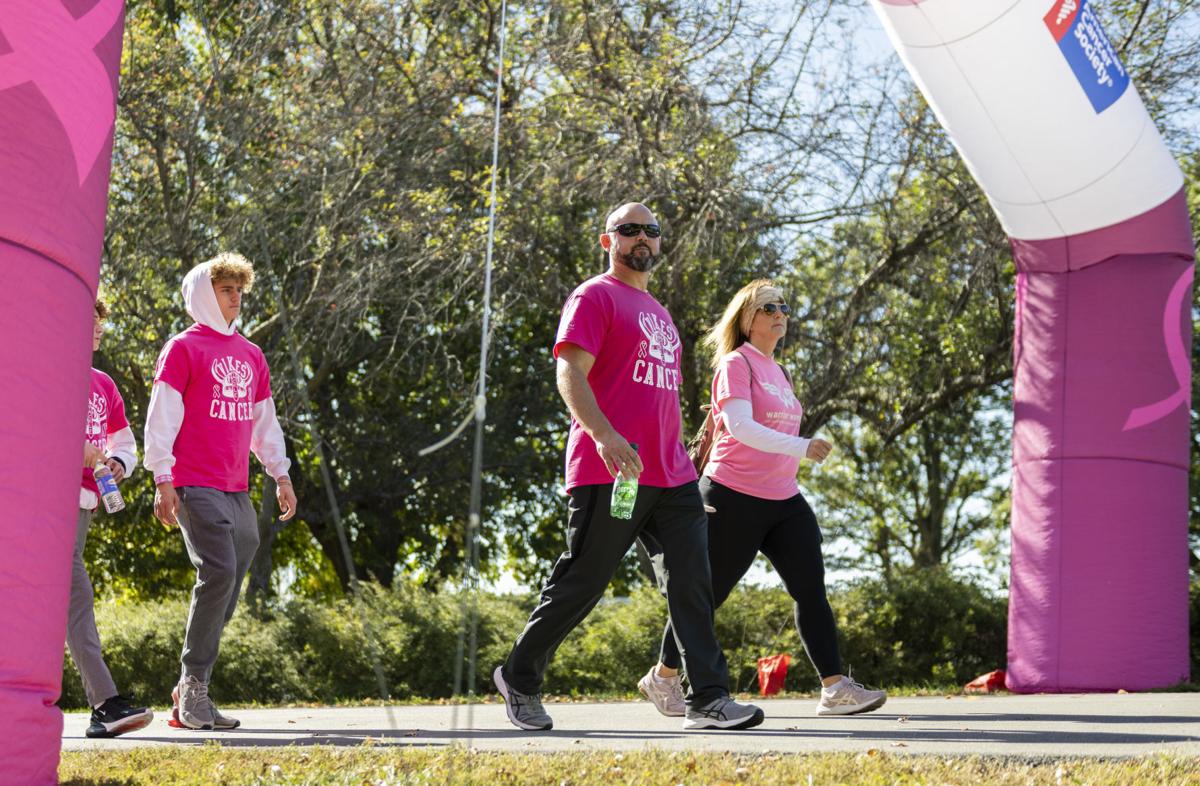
xmin=154 ymin=482 xmax=180 ymax=528
xmin=105 ymin=458 xmax=125 ymax=483
xmin=276 ymin=477 xmax=297 ymax=521
xmin=83 ymin=442 xmax=105 ymax=469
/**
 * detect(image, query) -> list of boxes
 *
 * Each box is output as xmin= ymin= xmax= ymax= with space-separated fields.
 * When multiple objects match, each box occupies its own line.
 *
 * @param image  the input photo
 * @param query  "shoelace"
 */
xmin=510 ymin=689 xmax=545 ymax=716
xmin=181 ymin=680 xmax=209 ymax=711
xmin=696 ymin=698 xmax=731 ymax=719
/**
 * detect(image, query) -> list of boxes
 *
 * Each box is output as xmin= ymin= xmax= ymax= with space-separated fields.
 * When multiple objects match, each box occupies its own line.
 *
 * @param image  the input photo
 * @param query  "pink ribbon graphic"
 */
xmin=0 ymin=0 xmax=124 ymax=185
xmin=1123 ymin=266 xmax=1194 ymax=430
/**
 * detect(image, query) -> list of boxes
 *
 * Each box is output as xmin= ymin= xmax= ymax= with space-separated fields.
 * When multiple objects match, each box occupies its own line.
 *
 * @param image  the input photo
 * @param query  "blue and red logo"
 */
xmin=1044 ymin=0 xmax=1129 ymax=114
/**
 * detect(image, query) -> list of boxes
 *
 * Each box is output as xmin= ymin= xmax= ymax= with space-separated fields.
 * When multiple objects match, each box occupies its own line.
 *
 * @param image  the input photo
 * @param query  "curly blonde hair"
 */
xmin=701 ymin=279 xmax=785 ymax=368
xmin=207 ymin=252 xmax=255 ymax=291
xmin=94 ymin=298 xmax=109 ymax=319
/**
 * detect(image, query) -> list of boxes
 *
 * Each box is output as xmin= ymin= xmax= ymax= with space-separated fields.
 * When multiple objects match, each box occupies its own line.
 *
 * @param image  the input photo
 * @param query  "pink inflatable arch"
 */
xmin=0 ymin=1 xmax=124 ymax=781
xmin=871 ymin=0 xmax=1193 ymax=690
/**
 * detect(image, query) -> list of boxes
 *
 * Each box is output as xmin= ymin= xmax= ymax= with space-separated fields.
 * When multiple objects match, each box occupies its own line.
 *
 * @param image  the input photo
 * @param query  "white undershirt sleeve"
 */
xmin=718 ymin=398 xmax=812 ymax=458
xmin=106 ymin=425 xmax=138 ymax=478
xmin=251 ymin=396 xmax=291 ymax=480
xmin=143 ymin=381 xmax=184 ymax=482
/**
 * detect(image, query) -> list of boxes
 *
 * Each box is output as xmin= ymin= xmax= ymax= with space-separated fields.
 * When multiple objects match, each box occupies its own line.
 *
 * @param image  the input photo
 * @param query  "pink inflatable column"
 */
xmin=0 ymin=1 xmax=124 ymax=780
xmin=870 ymin=0 xmax=1193 ymax=690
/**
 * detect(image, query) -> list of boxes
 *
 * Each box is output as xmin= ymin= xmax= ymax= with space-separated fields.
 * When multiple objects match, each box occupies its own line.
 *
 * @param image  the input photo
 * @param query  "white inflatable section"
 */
xmin=874 ymin=0 xmax=1182 ymax=240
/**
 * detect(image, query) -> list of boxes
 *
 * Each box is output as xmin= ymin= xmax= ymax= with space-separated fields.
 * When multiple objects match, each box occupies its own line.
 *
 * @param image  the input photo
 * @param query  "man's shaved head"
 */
xmin=605 ymin=202 xmax=658 ymax=230
xmin=600 ymin=202 xmax=663 ymax=276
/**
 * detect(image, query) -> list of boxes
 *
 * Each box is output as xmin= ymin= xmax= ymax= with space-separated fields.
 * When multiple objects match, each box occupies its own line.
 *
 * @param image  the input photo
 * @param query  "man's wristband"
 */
xmin=276 ymin=476 xmax=292 ymax=486
xmin=154 ymin=474 xmax=173 ymax=486
xmin=109 ymin=456 xmax=127 ymax=472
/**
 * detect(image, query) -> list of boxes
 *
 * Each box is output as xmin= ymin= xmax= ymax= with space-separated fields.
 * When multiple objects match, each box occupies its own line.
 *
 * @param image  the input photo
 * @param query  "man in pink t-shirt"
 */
xmin=493 ymin=203 xmax=763 ymax=732
xmin=144 ymin=254 xmax=297 ymax=731
xmin=67 ymin=299 xmax=154 ymax=739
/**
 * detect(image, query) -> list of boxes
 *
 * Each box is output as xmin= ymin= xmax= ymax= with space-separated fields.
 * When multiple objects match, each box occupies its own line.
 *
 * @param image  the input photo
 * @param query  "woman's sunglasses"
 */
xmin=760 ymin=302 xmax=790 ymax=315
xmin=610 ymin=222 xmax=662 ymax=238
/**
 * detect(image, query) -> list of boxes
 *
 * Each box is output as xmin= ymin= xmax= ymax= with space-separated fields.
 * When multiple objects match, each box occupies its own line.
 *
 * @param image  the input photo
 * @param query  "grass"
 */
xmin=59 ymin=748 xmax=1200 ymax=785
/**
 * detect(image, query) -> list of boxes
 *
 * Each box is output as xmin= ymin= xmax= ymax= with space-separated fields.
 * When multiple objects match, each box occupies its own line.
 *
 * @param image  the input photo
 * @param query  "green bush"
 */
xmin=833 ymin=569 xmax=1008 ymax=686
xmin=61 ymin=585 xmax=528 ymax=709
xmin=60 ymin=571 xmax=1009 ymax=709
xmin=1190 ymin=577 xmax=1199 ymax=681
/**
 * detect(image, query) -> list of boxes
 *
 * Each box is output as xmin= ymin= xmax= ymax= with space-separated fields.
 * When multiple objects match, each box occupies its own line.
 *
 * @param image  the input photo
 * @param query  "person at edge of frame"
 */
xmin=70 ymin=297 xmax=154 ymax=739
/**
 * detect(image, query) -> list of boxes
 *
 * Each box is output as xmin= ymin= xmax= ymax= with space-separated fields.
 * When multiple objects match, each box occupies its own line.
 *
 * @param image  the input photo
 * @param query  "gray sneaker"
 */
xmin=637 ymin=667 xmax=685 ymax=717
xmin=493 ymin=666 xmax=553 ymax=730
xmin=683 ymin=696 xmax=764 ymax=730
xmin=174 ymin=676 xmax=214 ymax=730
xmin=171 ymin=682 xmax=241 ymax=730
xmin=816 ymin=677 xmax=887 ymax=716
xmin=210 ymin=702 xmax=241 ymax=730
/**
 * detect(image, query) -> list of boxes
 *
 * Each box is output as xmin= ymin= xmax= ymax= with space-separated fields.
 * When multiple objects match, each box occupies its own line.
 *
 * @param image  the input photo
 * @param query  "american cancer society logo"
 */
xmin=1044 ymin=0 xmax=1129 ymax=114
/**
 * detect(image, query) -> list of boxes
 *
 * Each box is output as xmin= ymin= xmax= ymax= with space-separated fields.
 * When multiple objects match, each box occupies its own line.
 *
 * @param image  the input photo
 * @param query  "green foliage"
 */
xmin=85 ymin=0 xmax=1200 ymax=599
xmin=61 ymin=584 xmax=527 ymax=708
xmin=1191 ymin=577 xmax=1200 ymax=681
xmin=60 ymin=576 xmax=1008 ymax=709
xmin=834 ymin=568 xmax=1008 ymax=686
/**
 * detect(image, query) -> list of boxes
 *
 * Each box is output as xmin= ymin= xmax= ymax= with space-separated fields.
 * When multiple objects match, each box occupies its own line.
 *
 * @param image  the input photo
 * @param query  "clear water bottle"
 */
xmin=610 ymin=442 xmax=639 ymax=520
xmin=93 ymin=463 xmax=126 ymax=514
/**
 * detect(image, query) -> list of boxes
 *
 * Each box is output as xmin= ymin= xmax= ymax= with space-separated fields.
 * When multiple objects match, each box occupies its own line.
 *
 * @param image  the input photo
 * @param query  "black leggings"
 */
xmin=659 ymin=476 xmax=842 ymax=678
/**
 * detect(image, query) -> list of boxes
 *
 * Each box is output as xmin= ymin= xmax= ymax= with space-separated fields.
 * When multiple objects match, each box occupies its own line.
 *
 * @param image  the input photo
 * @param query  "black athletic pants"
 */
xmin=659 ymin=477 xmax=842 ymax=678
xmin=503 ymin=481 xmax=731 ymax=708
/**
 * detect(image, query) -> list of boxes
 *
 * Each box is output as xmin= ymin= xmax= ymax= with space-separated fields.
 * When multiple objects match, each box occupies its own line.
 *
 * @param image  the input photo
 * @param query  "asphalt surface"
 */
xmin=62 ymin=692 xmax=1200 ymax=757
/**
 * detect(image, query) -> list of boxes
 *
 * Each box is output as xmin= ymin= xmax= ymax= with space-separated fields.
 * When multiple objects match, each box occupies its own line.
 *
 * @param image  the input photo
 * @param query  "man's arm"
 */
xmin=144 ymin=381 xmax=184 ymax=527
xmin=556 ymin=343 xmax=643 ymax=479
xmin=250 ymin=396 xmax=296 ymax=521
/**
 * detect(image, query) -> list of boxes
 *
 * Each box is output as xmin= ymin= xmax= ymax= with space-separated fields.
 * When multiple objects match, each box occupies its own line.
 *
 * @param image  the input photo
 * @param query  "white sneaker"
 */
xmin=816 ymin=676 xmax=887 ymax=716
xmin=637 ymin=667 xmax=686 ymax=717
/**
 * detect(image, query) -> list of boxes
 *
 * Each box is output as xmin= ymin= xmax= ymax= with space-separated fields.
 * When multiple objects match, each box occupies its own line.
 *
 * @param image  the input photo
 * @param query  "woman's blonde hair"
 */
xmin=701 ymin=278 xmax=785 ymax=368
xmin=208 ymin=252 xmax=255 ymax=291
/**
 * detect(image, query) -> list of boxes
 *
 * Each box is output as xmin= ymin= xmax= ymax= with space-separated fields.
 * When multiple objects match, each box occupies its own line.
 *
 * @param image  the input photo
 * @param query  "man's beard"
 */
xmin=619 ymin=244 xmax=662 ymax=272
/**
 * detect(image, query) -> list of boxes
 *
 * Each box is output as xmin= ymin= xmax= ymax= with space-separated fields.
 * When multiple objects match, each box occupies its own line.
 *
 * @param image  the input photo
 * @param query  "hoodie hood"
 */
xmin=182 ymin=262 xmax=237 ymax=335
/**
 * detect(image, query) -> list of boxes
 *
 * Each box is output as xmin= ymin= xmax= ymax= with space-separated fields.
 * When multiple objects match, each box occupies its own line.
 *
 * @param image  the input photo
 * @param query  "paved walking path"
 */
xmin=63 ymin=693 xmax=1200 ymax=757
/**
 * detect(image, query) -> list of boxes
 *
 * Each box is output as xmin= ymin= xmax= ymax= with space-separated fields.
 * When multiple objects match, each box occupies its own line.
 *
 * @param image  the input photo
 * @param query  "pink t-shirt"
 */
xmin=555 ymin=273 xmax=696 ymax=491
xmin=81 ymin=369 xmax=130 ymax=494
xmin=154 ymin=324 xmax=273 ymax=492
xmin=706 ymin=344 xmax=804 ymax=500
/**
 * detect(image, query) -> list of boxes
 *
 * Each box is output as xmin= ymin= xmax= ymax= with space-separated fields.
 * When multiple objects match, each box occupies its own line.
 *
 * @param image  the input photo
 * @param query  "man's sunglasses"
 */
xmin=760 ymin=303 xmax=791 ymax=315
xmin=609 ymin=222 xmax=661 ymax=238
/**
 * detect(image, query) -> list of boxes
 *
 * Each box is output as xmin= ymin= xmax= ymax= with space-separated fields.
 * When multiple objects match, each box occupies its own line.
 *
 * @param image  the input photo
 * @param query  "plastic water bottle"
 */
xmin=610 ymin=443 xmax=639 ymax=520
xmin=93 ymin=463 xmax=125 ymax=514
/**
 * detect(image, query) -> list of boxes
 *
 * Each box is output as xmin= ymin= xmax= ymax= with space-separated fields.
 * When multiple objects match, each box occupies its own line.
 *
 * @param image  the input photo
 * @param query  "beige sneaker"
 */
xmin=174 ymin=676 xmax=214 ymax=730
xmin=637 ymin=667 xmax=686 ymax=717
xmin=816 ymin=676 xmax=887 ymax=716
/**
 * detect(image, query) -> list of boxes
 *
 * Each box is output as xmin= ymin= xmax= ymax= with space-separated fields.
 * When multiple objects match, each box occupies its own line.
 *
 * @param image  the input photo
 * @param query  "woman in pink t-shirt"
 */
xmin=637 ymin=280 xmax=887 ymax=718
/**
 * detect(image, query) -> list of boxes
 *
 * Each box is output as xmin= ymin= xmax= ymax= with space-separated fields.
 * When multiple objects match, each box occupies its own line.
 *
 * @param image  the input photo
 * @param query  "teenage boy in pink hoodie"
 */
xmin=71 ymin=298 xmax=154 ymax=738
xmin=144 ymin=253 xmax=297 ymax=730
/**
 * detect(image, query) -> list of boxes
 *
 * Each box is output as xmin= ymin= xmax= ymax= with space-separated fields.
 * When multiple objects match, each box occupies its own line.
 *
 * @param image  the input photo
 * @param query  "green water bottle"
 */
xmin=610 ymin=442 xmax=639 ymax=520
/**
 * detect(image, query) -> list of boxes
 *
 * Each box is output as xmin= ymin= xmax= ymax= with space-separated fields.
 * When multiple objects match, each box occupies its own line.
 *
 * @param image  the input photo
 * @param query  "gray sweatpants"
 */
xmin=176 ymin=486 xmax=259 ymax=683
xmin=67 ymin=508 xmax=119 ymax=707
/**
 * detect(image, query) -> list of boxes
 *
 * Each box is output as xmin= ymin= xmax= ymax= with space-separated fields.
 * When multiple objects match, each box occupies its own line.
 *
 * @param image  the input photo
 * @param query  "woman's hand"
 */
xmin=806 ymin=439 xmax=833 ymax=463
